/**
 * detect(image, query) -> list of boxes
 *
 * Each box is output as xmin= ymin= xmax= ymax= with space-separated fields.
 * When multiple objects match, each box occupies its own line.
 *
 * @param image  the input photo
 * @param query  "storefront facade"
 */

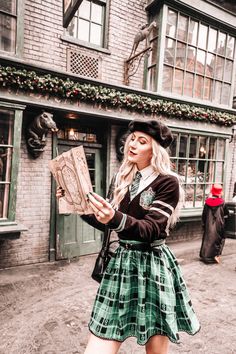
xmin=0 ymin=0 xmax=235 ymax=268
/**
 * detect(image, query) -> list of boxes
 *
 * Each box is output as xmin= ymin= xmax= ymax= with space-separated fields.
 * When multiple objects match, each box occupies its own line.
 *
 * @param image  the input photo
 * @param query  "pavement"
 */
xmin=0 ymin=237 xmax=236 ymax=354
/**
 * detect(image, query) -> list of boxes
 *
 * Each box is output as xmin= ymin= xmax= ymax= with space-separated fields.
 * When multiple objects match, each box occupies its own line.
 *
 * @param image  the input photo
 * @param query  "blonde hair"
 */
xmin=111 ymin=134 xmax=184 ymax=228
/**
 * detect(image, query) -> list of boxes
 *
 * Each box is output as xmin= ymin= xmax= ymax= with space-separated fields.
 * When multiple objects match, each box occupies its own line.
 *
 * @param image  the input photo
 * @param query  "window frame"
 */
xmin=0 ymin=0 xmax=24 ymax=58
xmin=0 ymin=102 xmax=24 ymax=227
xmin=146 ymin=4 xmax=236 ymax=109
xmin=64 ymin=0 xmax=110 ymax=50
xmin=169 ymin=126 xmax=230 ymax=220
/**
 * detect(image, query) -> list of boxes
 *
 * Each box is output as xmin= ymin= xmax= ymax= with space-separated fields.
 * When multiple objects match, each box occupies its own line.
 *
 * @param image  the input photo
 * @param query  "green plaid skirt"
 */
xmin=89 ymin=241 xmax=200 ymax=345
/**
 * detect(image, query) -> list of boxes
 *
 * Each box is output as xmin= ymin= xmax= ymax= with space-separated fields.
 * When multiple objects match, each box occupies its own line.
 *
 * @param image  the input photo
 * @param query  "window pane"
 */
xmin=166 ymin=9 xmax=177 ymax=37
xmin=0 ymin=184 xmax=10 ymax=218
xmin=217 ymin=139 xmax=225 ymax=160
xmin=90 ymin=23 xmax=102 ymax=45
xmin=215 ymin=56 xmax=224 ymax=80
xmin=198 ymin=24 xmax=208 ymax=50
xmin=171 ymin=158 xmax=177 ymax=173
xmin=195 ymin=184 xmax=204 ymax=207
xmin=179 ymin=135 xmax=188 ymax=158
xmin=189 ymin=137 xmax=197 ymax=158
xmin=199 ymin=137 xmax=207 ymax=159
xmin=169 ymin=135 xmax=177 ymax=157
xmin=150 ymin=37 xmax=158 ymax=65
xmin=86 ymin=152 xmax=95 ymax=169
xmin=217 ymin=32 xmax=226 ymax=56
xmin=79 ymin=0 xmax=91 ymax=20
xmin=196 ymin=49 xmax=206 ymax=75
xmin=0 ymin=0 xmax=17 ymax=14
xmin=147 ymin=66 xmax=157 ymax=91
xmin=208 ymin=137 xmax=216 ymax=159
xmin=208 ymin=28 xmax=217 ymax=52
xmin=176 ymin=42 xmax=186 ymax=69
xmin=78 ymin=19 xmax=89 ymax=42
xmin=184 ymin=184 xmax=194 ymax=207
xmin=215 ymin=162 xmax=223 ymax=182
xmin=224 ymin=59 xmax=233 ymax=82
xmin=0 ymin=109 xmax=14 ymax=219
xmin=226 ymin=35 xmax=235 ymax=59
xmin=206 ymin=53 xmax=215 ymax=78
xmin=188 ymin=20 xmax=198 ymax=46
xmin=162 ymin=66 xmax=173 ymax=92
xmin=0 ymin=13 xmax=16 ymax=52
xmin=0 ymin=110 xmax=14 ymax=144
xmin=91 ymin=3 xmax=103 ymax=23
xmin=186 ymin=46 xmax=196 ymax=71
xmin=213 ymin=81 xmax=222 ymax=103
xmin=189 ymin=160 xmax=197 ymax=176
xmin=173 ymin=69 xmax=184 ymax=94
xmin=67 ymin=16 xmax=77 ymax=37
xmin=177 ymin=15 xmax=188 ymax=42
xmin=164 ymin=38 xmax=175 ymax=65
xmin=203 ymin=78 xmax=213 ymax=100
xmin=0 ymin=147 xmax=11 ymax=182
xmin=208 ymin=161 xmax=215 ymax=182
xmin=194 ymin=75 xmax=203 ymax=98
xmin=221 ymin=83 xmax=230 ymax=105
xmin=183 ymin=72 xmax=194 ymax=97
xmin=179 ymin=161 xmax=187 ymax=180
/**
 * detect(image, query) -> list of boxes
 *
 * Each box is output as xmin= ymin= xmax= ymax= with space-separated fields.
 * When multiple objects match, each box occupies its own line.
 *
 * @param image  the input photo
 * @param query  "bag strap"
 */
xmin=102 ymin=226 xmax=111 ymax=249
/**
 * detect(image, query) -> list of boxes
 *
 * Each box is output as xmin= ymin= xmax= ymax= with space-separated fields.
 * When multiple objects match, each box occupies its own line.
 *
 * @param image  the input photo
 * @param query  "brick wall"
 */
xmin=23 ymin=0 xmax=147 ymax=88
xmin=0 ymin=130 xmax=52 ymax=268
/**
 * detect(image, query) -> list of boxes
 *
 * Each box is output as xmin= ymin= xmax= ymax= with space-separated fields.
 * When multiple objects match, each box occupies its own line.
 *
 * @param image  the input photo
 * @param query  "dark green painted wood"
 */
xmin=49 ymin=133 xmax=59 ymax=261
xmin=8 ymin=109 xmax=23 ymax=221
xmin=55 ymin=143 xmax=104 ymax=259
xmin=16 ymin=0 xmax=25 ymax=57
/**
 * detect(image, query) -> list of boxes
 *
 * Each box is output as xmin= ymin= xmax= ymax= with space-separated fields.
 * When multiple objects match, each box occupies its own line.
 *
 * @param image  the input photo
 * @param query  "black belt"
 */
xmin=119 ymin=241 xmax=162 ymax=255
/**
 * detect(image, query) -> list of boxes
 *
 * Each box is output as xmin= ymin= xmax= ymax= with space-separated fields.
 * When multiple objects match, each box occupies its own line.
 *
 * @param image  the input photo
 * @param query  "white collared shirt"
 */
xmin=113 ymin=165 xmax=159 ymax=233
xmin=129 ymin=165 xmax=159 ymax=200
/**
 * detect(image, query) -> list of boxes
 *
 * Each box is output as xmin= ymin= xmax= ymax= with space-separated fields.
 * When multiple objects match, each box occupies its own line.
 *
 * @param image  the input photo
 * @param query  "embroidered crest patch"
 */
xmin=140 ymin=187 xmax=156 ymax=210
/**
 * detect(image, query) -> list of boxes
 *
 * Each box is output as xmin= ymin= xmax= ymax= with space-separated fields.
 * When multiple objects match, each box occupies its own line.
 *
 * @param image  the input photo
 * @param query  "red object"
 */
xmin=210 ymin=184 xmax=223 ymax=197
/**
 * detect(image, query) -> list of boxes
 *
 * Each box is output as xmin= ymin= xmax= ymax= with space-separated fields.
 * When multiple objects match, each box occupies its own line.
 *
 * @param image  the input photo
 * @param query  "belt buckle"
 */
xmin=125 ymin=243 xmax=131 ymax=250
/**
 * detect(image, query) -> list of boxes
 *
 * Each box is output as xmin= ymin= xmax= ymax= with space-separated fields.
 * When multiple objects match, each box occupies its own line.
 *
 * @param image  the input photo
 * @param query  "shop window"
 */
xmin=66 ymin=0 xmax=107 ymax=47
xmin=0 ymin=105 xmax=23 ymax=224
xmin=0 ymin=0 xmax=23 ymax=56
xmin=147 ymin=6 xmax=236 ymax=107
xmin=0 ymin=0 xmax=17 ymax=53
xmin=169 ymin=131 xmax=227 ymax=209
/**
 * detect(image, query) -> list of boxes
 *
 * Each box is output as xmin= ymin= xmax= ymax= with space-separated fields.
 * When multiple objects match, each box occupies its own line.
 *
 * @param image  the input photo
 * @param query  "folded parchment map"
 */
xmin=49 ymin=145 xmax=93 ymax=214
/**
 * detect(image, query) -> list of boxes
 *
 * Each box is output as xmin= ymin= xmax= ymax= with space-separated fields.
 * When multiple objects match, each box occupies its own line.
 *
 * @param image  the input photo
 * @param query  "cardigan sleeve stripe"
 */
xmin=152 ymin=200 xmax=174 ymax=212
xmin=111 ymin=213 xmax=127 ymax=232
xmin=149 ymin=207 xmax=170 ymax=218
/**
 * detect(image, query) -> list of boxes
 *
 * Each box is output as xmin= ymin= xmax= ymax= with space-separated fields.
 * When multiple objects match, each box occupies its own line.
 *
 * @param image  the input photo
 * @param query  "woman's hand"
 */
xmin=56 ymin=186 xmax=65 ymax=199
xmin=87 ymin=192 xmax=115 ymax=224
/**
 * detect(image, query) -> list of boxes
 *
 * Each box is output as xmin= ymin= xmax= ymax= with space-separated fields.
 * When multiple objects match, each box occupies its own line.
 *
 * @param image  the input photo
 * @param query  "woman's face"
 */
xmin=127 ymin=131 xmax=153 ymax=170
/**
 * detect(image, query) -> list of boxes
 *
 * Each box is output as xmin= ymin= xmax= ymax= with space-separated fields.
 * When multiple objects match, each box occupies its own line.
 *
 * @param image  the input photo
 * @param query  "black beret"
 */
xmin=128 ymin=119 xmax=173 ymax=148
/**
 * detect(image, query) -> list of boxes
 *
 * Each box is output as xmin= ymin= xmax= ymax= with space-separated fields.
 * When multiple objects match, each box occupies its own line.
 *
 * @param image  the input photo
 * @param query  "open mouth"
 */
xmin=129 ymin=150 xmax=137 ymax=156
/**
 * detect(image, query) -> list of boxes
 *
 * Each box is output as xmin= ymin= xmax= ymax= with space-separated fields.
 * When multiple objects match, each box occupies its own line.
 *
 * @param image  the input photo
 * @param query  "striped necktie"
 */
xmin=130 ymin=171 xmax=142 ymax=199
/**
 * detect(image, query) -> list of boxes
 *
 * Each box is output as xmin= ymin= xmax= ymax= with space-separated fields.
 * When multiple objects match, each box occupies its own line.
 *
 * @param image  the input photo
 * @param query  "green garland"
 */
xmin=0 ymin=65 xmax=236 ymax=126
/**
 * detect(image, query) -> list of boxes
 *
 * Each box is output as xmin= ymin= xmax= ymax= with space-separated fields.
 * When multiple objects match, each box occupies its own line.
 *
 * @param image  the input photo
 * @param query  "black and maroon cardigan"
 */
xmin=82 ymin=174 xmax=179 ymax=243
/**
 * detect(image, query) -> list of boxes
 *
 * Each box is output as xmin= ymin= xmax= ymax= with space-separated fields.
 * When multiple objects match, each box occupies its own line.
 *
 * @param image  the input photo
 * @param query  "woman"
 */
xmin=57 ymin=119 xmax=200 ymax=354
xmin=200 ymin=183 xmax=229 ymax=264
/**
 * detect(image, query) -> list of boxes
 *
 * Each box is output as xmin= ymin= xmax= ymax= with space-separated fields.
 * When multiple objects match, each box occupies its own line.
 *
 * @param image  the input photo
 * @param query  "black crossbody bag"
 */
xmin=91 ymin=226 xmax=116 ymax=283
xmin=91 ymin=174 xmax=117 ymax=283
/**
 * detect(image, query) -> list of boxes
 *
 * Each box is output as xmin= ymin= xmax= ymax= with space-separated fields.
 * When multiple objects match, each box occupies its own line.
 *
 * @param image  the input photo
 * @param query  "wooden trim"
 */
xmin=7 ymin=109 xmax=23 ymax=221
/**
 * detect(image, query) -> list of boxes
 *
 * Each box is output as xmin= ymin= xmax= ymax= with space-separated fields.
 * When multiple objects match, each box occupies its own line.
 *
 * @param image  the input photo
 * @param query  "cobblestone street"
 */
xmin=0 ymin=239 xmax=235 ymax=354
